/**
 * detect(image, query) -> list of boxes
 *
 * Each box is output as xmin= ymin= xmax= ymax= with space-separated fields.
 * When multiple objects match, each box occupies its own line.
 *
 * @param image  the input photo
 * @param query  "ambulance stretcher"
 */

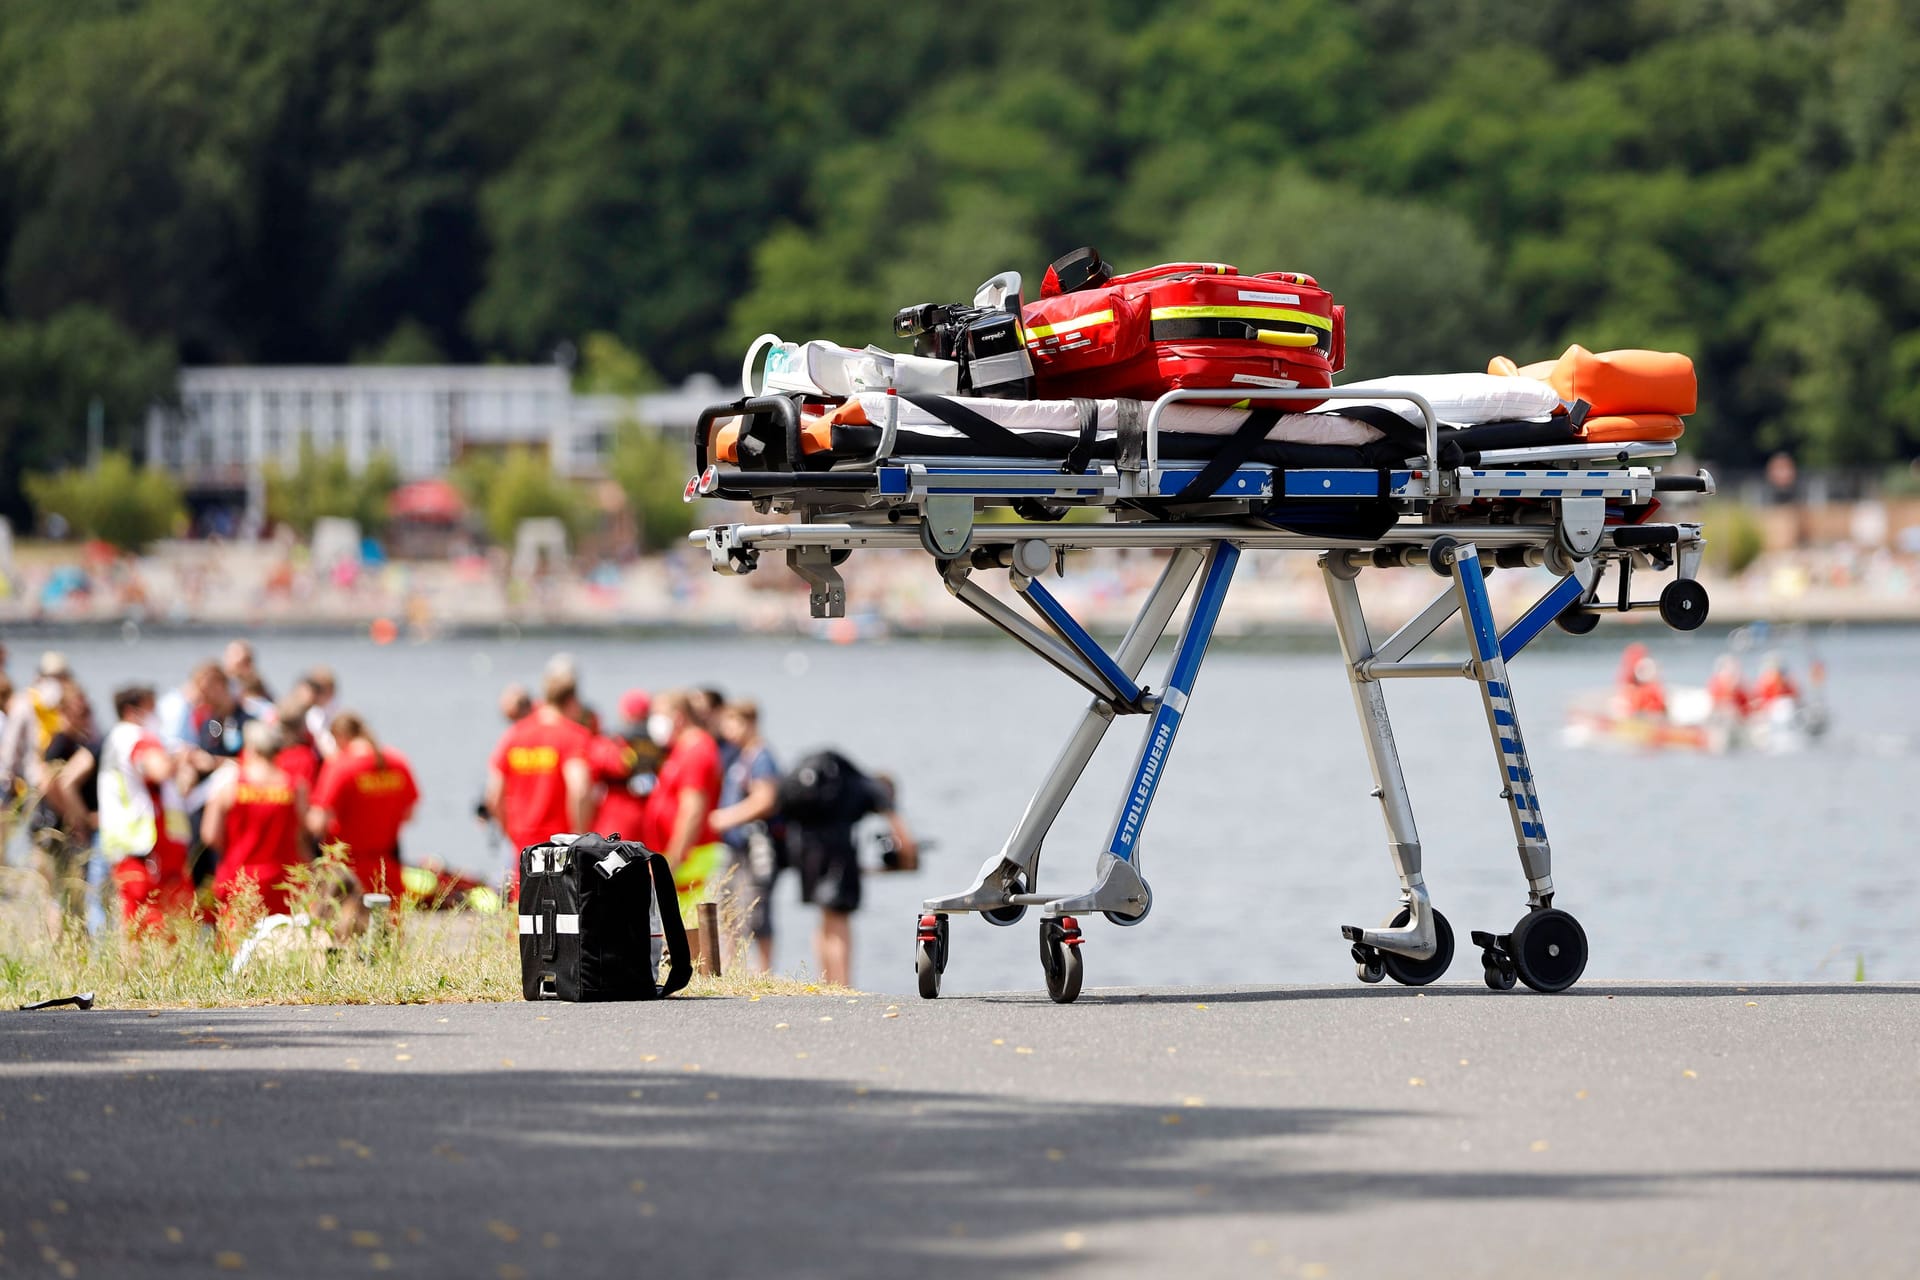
xmin=685 ymin=382 xmax=1714 ymax=1003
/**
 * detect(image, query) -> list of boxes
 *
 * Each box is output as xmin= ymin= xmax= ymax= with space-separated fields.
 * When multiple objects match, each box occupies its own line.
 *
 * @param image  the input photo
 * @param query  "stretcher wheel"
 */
xmin=915 ymin=939 xmax=941 ymax=999
xmin=1482 ymin=953 xmax=1517 ymax=990
xmin=1040 ymin=918 xmax=1084 ymax=1005
xmin=1555 ymin=601 xmax=1600 ymax=635
xmin=914 ymin=913 xmax=950 ymax=1000
xmin=982 ymin=873 xmax=1028 ymax=927
xmin=1427 ymin=535 xmax=1460 ymax=577
xmin=1351 ymin=944 xmax=1385 ymax=984
xmin=1380 ymin=908 xmax=1454 ymax=986
xmin=1658 ymin=578 xmax=1709 ymax=631
xmin=1507 ymin=908 xmax=1588 ymax=994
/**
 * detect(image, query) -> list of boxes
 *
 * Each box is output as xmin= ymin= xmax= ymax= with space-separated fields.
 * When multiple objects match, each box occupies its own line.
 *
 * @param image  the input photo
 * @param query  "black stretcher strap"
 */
xmin=1172 ymin=407 xmax=1284 ymax=504
xmin=901 ymin=393 xmax=1054 ymax=462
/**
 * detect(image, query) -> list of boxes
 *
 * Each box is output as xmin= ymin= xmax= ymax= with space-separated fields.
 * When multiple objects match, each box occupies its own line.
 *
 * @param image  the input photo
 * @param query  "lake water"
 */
xmin=17 ymin=616 xmax=1920 ymax=996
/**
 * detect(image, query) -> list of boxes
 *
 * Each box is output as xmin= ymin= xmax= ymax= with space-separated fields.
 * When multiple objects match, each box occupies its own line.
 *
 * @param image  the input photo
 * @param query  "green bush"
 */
xmin=606 ymin=421 xmax=697 ymax=552
xmin=464 ymin=447 xmax=585 ymax=546
xmin=265 ymin=439 xmax=400 ymax=537
xmin=24 ymin=450 xmax=183 ymax=551
xmin=1701 ymin=502 xmax=1767 ymax=577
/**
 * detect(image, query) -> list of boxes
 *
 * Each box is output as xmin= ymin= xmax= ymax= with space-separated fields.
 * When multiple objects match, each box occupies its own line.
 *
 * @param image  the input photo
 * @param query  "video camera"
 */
xmin=892 ymin=271 xmax=1033 ymax=399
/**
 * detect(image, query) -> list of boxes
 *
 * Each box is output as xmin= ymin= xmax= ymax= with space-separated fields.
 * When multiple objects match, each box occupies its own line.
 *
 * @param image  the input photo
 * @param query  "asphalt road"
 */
xmin=3 ymin=983 xmax=1917 ymax=1279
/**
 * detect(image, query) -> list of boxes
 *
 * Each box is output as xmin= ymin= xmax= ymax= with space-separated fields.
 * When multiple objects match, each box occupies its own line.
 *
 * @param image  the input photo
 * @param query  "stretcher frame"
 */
xmin=688 ymin=386 xmax=1713 ymax=1001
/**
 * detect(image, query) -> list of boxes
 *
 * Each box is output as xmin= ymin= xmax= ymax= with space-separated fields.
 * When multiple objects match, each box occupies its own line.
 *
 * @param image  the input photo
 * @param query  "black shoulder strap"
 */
xmin=644 ymin=852 xmax=693 ymax=997
xmin=901 ymin=393 xmax=1051 ymax=459
xmin=1173 ymin=407 xmax=1281 ymax=503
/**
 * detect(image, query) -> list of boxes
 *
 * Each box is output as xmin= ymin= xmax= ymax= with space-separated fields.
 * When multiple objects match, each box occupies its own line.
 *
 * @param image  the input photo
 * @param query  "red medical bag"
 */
xmin=1021 ymin=262 xmax=1345 ymax=405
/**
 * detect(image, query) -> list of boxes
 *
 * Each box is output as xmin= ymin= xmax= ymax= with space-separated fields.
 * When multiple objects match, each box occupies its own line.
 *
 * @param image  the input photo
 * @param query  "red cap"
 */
xmin=618 ymin=688 xmax=651 ymax=725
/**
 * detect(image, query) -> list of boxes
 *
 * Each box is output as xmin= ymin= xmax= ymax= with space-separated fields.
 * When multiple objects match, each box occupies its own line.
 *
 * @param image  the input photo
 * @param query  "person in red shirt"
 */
xmin=589 ymin=688 xmax=658 ymax=842
xmin=203 ymin=720 xmax=308 ymax=917
xmin=486 ymin=665 xmax=593 ymax=895
xmin=307 ymin=710 xmax=419 ymax=899
xmin=644 ymin=689 xmax=724 ymax=942
xmin=101 ymin=685 xmax=194 ymax=932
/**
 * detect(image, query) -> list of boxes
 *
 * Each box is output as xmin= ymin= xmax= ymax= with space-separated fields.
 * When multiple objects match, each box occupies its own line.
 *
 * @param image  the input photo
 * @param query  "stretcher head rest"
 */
xmin=1577 ymin=412 xmax=1685 ymax=443
xmin=1550 ymin=345 xmax=1696 ymax=415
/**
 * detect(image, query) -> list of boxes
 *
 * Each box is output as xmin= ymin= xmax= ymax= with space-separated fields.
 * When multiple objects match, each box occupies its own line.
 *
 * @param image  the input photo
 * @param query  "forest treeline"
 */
xmin=2 ymin=0 xmax=1918 ymax=517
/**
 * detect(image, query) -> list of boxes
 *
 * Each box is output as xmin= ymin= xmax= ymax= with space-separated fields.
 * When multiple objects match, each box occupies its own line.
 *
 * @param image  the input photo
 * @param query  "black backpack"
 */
xmin=776 ymin=751 xmax=878 ymax=826
xmin=518 ymin=833 xmax=691 ymax=1002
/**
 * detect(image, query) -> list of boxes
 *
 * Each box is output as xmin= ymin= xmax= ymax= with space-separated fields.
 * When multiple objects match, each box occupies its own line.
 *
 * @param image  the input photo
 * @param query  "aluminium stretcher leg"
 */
xmin=1452 ymin=542 xmax=1592 ymax=993
xmin=1321 ymin=555 xmax=1453 ymax=986
xmin=918 ymin=541 xmax=1238 ymax=1002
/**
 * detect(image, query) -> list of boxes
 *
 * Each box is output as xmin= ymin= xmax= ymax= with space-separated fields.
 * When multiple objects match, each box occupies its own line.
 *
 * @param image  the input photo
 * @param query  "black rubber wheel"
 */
xmin=1508 ymin=908 xmax=1589 ymax=993
xmin=1482 ymin=953 xmax=1516 ymax=990
xmin=1428 ymin=535 xmax=1460 ymax=578
xmin=982 ymin=873 xmax=1028 ymax=926
xmin=915 ymin=939 xmax=941 ymax=999
xmin=1352 ymin=944 xmax=1386 ymax=984
xmin=1555 ymin=602 xmax=1601 ymax=635
xmin=1658 ymin=578 xmax=1710 ymax=631
xmin=1380 ymin=908 xmax=1455 ymax=986
xmin=1040 ymin=921 xmax=1084 ymax=1004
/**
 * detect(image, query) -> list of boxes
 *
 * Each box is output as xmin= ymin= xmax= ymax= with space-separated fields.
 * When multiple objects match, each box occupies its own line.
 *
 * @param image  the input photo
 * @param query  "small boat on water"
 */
xmin=1562 ymin=627 xmax=1830 ymax=756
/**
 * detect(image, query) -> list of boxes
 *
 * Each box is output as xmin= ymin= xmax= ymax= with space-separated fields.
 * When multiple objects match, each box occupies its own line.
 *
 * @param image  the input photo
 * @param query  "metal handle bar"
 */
xmin=694 ymin=395 xmax=803 ymax=475
xmin=1144 ymin=386 xmax=1441 ymax=490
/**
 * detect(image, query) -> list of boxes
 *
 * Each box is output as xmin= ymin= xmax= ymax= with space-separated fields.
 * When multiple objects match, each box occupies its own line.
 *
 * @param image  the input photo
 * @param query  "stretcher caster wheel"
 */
xmin=1507 ymin=908 xmax=1588 ymax=993
xmin=982 ymin=874 xmax=1028 ymax=927
xmin=1380 ymin=908 xmax=1454 ymax=986
xmin=1555 ymin=602 xmax=1600 ymax=635
xmin=1351 ymin=943 xmax=1386 ymax=984
xmin=915 ymin=913 xmax=949 ymax=1000
xmin=1040 ymin=917 xmax=1084 ymax=1005
xmin=1427 ymin=535 xmax=1460 ymax=577
xmin=1658 ymin=578 xmax=1709 ymax=631
xmin=1481 ymin=953 xmax=1517 ymax=990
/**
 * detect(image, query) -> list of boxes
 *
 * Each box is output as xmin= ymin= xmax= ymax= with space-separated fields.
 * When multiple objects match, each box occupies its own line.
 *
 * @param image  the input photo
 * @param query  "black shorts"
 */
xmin=795 ymin=829 xmax=861 ymax=915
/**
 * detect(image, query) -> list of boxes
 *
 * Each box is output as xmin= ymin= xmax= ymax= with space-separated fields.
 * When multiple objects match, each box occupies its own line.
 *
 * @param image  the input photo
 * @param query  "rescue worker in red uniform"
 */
xmin=588 ymin=689 xmax=658 ymax=842
xmin=645 ymin=689 xmax=724 ymax=953
xmin=486 ymin=664 xmax=593 ymax=896
xmin=307 ymin=710 xmax=419 ymax=899
xmin=1706 ymin=655 xmax=1751 ymax=720
xmin=1753 ymin=655 xmax=1800 ymax=709
xmin=203 ymin=720 xmax=308 ymax=917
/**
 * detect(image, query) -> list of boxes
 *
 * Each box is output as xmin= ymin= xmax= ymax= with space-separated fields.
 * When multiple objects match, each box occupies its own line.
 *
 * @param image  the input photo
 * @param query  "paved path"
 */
xmin=3 ymin=983 xmax=1917 ymax=1278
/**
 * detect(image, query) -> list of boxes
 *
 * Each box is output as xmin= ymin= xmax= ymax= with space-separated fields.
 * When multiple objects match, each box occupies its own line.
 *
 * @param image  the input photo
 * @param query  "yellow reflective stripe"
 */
xmin=1024 ymin=309 xmax=1116 ymax=342
xmin=1148 ymin=305 xmax=1332 ymax=331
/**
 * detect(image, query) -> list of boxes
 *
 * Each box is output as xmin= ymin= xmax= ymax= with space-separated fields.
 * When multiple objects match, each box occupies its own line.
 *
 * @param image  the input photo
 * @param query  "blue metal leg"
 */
xmin=1017 ymin=576 xmax=1147 ymax=707
xmin=1042 ymin=540 xmax=1240 ymax=920
xmin=1453 ymin=544 xmax=1554 ymax=904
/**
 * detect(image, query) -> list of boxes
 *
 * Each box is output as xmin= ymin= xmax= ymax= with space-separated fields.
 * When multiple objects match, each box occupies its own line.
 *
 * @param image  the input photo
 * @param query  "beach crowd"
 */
xmin=0 ymin=642 xmax=911 ymax=987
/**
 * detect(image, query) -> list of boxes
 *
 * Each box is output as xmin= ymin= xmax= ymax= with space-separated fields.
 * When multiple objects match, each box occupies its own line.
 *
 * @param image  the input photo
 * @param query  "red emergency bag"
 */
xmin=1021 ymin=260 xmax=1345 ymax=405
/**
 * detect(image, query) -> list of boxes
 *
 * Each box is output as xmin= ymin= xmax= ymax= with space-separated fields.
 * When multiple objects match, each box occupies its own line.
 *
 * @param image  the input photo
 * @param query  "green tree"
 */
xmin=0 ymin=306 xmax=177 ymax=527
xmin=24 ymin=452 xmax=184 ymax=551
xmin=265 ymin=439 xmax=401 ymax=537
xmin=606 ymin=422 xmax=697 ymax=552
xmin=462 ymin=448 xmax=584 ymax=546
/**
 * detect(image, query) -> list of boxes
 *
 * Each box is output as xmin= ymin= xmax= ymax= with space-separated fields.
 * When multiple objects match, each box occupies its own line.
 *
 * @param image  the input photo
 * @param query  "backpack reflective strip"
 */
xmin=517 ymin=914 xmax=581 ymax=934
xmin=1148 ymin=304 xmax=1332 ymax=331
xmin=1024 ymin=309 xmax=1116 ymax=343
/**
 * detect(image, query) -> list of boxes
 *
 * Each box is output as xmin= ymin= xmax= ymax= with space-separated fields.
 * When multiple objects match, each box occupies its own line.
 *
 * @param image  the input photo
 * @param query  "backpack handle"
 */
xmin=1105 ymin=262 xmax=1238 ymax=287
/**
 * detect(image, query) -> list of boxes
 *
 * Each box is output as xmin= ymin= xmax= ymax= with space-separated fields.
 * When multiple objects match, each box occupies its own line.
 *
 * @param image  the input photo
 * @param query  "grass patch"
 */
xmin=0 ymin=863 xmax=843 ymax=1010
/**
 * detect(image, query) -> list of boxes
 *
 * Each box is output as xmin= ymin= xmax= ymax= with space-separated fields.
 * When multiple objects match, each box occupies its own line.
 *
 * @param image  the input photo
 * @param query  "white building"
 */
xmin=145 ymin=365 xmax=730 ymax=518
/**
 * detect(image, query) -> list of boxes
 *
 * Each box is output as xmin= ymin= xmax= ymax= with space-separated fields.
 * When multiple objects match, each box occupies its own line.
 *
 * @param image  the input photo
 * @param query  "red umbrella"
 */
xmin=388 ymin=478 xmax=466 ymax=524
